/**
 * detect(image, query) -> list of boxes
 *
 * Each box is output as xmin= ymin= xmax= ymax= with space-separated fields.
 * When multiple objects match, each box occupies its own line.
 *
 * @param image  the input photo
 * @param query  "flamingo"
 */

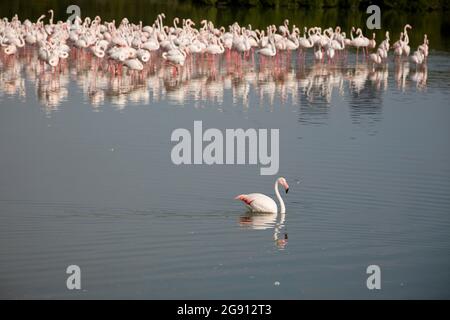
xmin=221 ymin=29 xmax=234 ymax=50
xmin=235 ymin=177 xmax=289 ymax=214
xmin=47 ymin=53 xmax=60 ymax=68
xmin=3 ymin=44 xmax=17 ymax=55
xmin=205 ymin=37 xmax=224 ymax=55
xmin=299 ymin=27 xmax=313 ymax=50
xmin=350 ymin=27 xmax=363 ymax=58
xmin=187 ymin=38 xmax=205 ymax=54
xmin=257 ymin=36 xmax=276 ymax=57
xmin=326 ymin=45 xmax=335 ymax=63
xmin=162 ymin=47 xmax=187 ymax=66
xmin=278 ymin=19 xmax=289 ymax=35
xmin=368 ymin=33 xmax=376 ymax=50
xmin=0 ymin=11 xmax=432 ymax=88
xmin=136 ymin=48 xmax=150 ymax=63
xmin=314 ymin=46 xmax=323 ymax=61
xmin=379 ymin=31 xmax=390 ymax=51
xmin=353 ymin=28 xmax=369 ymax=57
xmin=393 ymin=32 xmax=404 ymax=56
xmin=369 ymin=51 xmax=382 ymax=65
xmin=308 ymin=27 xmax=321 ymax=47
xmin=285 ymin=33 xmax=299 ymax=51
xmin=233 ymin=30 xmax=251 ymax=56
xmin=124 ymin=58 xmax=144 ymax=71
xmin=91 ymin=40 xmax=106 ymax=58
xmin=142 ymin=32 xmax=160 ymax=51
xmin=418 ymin=34 xmax=429 ymax=59
xmin=410 ymin=48 xmax=424 ymax=66
xmin=377 ymin=47 xmax=388 ymax=60
xmin=344 ymin=28 xmax=353 ymax=48
xmin=402 ymin=24 xmax=412 ymax=56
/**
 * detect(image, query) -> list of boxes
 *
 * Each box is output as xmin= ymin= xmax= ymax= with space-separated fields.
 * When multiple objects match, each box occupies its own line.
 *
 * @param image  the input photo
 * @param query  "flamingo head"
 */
xmin=48 ymin=56 xmax=59 ymax=67
xmin=278 ymin=177 xmax=289 ymax=194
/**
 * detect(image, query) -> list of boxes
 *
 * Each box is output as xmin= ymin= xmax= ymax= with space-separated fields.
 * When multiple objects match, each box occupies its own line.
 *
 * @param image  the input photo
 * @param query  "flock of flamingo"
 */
xmin=0 ymin=12 xmax=433 ymax=216
xmin=0 ymin=11 xmax=430 ymax=74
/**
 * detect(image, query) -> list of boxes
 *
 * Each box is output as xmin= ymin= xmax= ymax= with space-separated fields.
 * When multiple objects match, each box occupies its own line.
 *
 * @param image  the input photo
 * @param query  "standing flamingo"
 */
xmin=368 ymin=33 xmax=376 ymax=50
xmin=418 ymin=34 xmax=429 ymax=59
xmin=257 ymin=36 xmax=276 ymax=57
xmin=379 ymin=31 xmax=390 ymax=51
xmin=393 ymin=32 xmax=404 ymax=56
xmin=410 ymin=47 xmax=424 ymax=66
xmin=402 ymin=24 xmax=412 ymax=57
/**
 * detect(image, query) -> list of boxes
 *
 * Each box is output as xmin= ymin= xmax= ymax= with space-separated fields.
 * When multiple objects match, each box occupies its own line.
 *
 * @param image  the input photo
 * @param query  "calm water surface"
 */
xmin=1 ymin=5 xmax=450 ymax=299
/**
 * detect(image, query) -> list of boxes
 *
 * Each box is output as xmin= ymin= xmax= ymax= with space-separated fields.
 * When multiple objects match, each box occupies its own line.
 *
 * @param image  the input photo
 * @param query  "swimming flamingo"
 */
xmin=235 ymin=177 xmax=289 ymax=214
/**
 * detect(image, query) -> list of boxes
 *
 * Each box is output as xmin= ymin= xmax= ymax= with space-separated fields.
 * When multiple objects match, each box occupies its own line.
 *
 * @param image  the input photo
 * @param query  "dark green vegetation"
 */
xmin=1 ymin=0 xmax=449 ymax=49
xmin=193 ymin=0 xmax=449 ymax=11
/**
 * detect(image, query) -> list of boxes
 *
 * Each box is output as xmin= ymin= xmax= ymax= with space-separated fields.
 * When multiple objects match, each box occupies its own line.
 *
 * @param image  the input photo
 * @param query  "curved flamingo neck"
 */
xmin=274 ymin=179 xmax=285 ymax=214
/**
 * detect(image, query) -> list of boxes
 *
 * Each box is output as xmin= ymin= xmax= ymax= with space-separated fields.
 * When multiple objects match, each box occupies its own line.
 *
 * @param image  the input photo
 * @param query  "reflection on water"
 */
xmin=0 ymin=4 xmax=449 ymax=300
xmin=0 ymin=48 xmax=430 ymax=113
xmin=0 ymin=43 xmax=449 ymax=300
xmin=240 ymin=212 xmax=288 ymax=249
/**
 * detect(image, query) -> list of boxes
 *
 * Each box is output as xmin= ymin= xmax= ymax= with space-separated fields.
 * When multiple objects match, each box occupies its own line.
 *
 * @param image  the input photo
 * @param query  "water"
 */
xmin=1 ymin=4 xmax=450 ymax=299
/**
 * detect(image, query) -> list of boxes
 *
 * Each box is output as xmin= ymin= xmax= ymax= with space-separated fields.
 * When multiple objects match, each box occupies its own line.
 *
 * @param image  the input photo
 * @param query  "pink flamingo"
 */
xmin=235 ymin=177 xmax=289 ymax=214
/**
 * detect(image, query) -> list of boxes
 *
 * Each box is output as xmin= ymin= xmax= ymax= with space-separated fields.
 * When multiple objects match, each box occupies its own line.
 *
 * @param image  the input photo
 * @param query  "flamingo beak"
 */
xmin=284 ymin=182 xmax=290 ymax=194
xmin=280 ymin=178 xmax=289 ymax=194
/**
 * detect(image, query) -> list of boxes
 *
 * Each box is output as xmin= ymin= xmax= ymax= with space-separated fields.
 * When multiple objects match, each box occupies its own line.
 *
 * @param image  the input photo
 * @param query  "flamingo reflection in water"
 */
xmin=1 ymin=23 xmax=429 ymax=114
xmin=0 ymin=46 xmax=429 ymax=113
xmin=240 ymin=212 xmax=288 ymax=250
